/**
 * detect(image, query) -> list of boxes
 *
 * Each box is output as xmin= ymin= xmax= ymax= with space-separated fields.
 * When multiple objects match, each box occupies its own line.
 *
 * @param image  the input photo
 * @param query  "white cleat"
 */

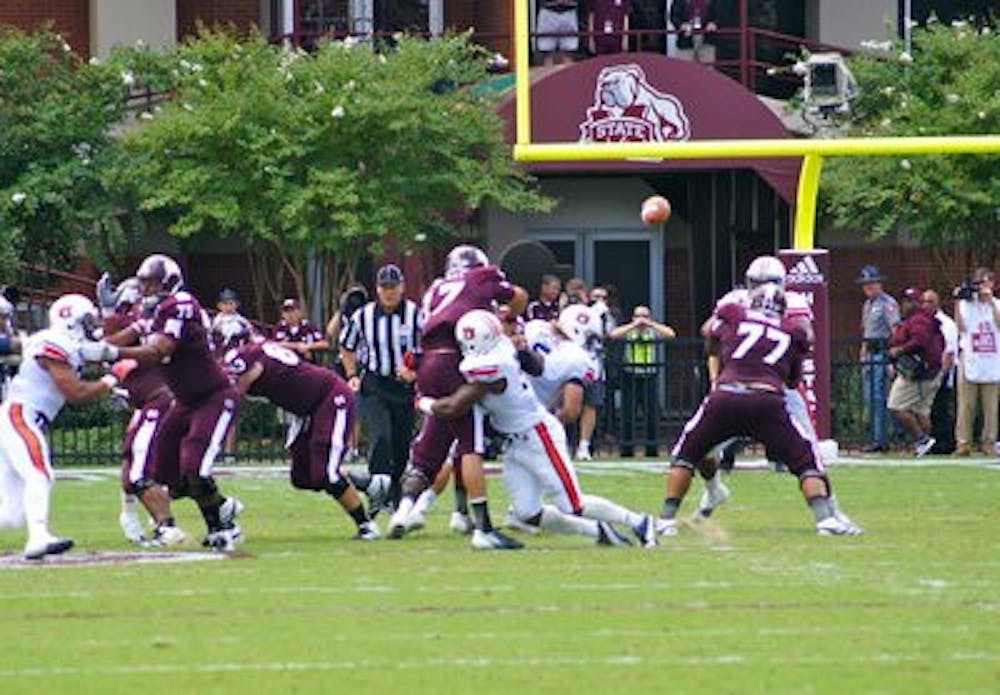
xmin=575 ymin=443 xmax=592 ymax=461
xmin=504 ymin=507 xmax=541 ymax=535
xmin=203 ymin=525 xmax=243 ymax=552
xmin=145 ymin=524 xmax=187 ymax=547
xmin=24 ymin=536 xmax=74 ymax=561
xmin=656 ymin=517 xmax=679 ymax=537
xmin=220 ymin=497 xmax=245 ymax=526
xmin=119 ymin=510 xmax=147 ymax=544
xmin=449 ymin=511 xmax=475 ymax=535
xmin=470 ymin=528 xmax=523 ymax=550
xmin=406 ymin=510 xmax=426 ymax=532
xmin=387 ymin=507 xmax=412 ymax=539
xmin=632 ymin=514 xmax=659 ymax=548
xmin=353 ymin=521 xmax=381 ymax=541
xmin=816 ymin=517 xmax=863 ymax=536
xmin=596 ymin=522 xmax=632 ymax=547
xmin=696 ymin=475 xmax=732 ymax=519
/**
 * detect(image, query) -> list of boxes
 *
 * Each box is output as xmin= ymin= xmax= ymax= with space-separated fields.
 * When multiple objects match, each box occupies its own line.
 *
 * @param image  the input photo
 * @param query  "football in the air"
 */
xmin=641 ymin=195 xmax=671 ymax=226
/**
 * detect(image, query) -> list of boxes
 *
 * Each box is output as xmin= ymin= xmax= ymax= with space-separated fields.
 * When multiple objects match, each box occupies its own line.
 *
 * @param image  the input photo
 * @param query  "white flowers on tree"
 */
xmin=11 ymin=192 xmax=27 ymax=205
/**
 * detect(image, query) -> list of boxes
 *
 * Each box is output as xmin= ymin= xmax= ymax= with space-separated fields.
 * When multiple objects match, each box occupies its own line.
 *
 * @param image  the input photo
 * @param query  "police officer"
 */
xmin=609 ymin=304 xmax=675 ymax=457
xmin=857 ymin=265 xmax=900 ymax=452
xmin=340 ymin=264 xmax=421 ymax=508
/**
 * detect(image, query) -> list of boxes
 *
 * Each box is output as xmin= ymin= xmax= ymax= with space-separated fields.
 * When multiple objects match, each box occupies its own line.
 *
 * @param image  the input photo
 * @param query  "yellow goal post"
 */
xmin=511 ymin=0 xmax=1000 ymax=250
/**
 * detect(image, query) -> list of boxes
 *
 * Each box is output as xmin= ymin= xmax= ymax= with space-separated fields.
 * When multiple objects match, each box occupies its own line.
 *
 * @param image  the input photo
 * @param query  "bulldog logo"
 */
xmin=580 ymin=64 xmax=691 ymax=143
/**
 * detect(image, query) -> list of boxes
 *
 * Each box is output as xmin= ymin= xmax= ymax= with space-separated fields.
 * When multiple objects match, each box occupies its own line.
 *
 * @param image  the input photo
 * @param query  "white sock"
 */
xmin=413 ymin=489 xmax=437 ymax=516
xmin=581 ymin=494 xmax=643 ymax=528
xmin=539 ymin=505 xmax=599 ymax=538
xmin=578 ymin=439 xmax=591 ymax=452
xmin=392 ymin=496 xmax=415 ymax=523
xmin=705 ymin=472 xmax=726 ymax=496
xmin=24 ymin=476 xmax=53 ymax=545
xmin=121 ymin=491 xmax=139 ymax=514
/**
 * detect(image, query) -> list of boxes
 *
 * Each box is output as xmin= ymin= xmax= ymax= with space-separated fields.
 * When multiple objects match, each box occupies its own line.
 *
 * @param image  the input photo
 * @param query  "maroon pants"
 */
xmin=289 ymin=385 xmax=354 ymax=494
xmin=153 ymin=386 xmax=240 ymax=489
xmin=671 ymin=387 xmax=820 ymax=475
xmin=120 ymin=392 xmax=172 ymax=494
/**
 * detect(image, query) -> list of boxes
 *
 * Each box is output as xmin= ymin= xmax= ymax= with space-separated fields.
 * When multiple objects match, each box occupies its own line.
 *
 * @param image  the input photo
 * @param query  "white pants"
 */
xmin=503 ymin=412 xmax=585 ymax=519
xmin=0 ymin=401 xmax=55 ymax=546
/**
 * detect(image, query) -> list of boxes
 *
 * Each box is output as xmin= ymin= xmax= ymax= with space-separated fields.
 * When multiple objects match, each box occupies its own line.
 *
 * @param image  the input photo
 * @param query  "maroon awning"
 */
xmin=498 ymin=53 xmax=800 ymax=203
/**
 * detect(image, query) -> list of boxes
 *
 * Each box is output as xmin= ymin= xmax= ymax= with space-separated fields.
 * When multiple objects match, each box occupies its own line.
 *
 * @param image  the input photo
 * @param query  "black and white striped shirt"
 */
xmin=341 ymin=300 xmax=421 ymax=378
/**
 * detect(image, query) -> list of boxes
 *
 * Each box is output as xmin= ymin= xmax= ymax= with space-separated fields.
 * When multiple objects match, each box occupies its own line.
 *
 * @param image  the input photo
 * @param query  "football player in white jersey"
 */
xmin=686 ymin=256 xmax=859 ymax=533
xmin=522 ymin=316 xmax=599 ymax=426
xmin=416 ymin=310 xmax=659 ymax=548
xmin=0 ymin=295 xmax=123 ymax=559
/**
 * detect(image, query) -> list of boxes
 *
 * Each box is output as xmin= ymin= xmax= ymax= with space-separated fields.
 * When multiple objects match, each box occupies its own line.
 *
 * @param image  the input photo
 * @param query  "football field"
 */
xmin=0 ymin=461 xmax=997 ymax=693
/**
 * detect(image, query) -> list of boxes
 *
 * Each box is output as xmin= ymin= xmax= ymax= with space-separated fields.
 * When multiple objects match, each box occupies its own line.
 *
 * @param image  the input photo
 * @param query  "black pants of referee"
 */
xmin=359 ymin=375 xmax=415 ymax=505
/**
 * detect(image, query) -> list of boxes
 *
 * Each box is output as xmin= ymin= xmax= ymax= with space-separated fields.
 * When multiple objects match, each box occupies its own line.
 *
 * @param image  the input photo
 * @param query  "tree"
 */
xmin=118 ymin=31 xmax=551 ymax=318
xmin=0 ymin=29 xmax=136 ymax=275
xmin=822 ymin=24 xmax=1000 ymax=273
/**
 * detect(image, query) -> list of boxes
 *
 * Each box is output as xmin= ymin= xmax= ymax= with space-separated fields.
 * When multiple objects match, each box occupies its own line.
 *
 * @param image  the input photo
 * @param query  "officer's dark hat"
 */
xmin=855 ymin=265 xmax=886 ymax=284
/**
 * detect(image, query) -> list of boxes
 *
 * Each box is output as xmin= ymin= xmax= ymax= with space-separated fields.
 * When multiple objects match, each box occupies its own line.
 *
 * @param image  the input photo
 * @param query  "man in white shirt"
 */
xmin=924 ymin=290 xmax=958 ymax=454
xmin=953 ymin=268 xmax=1000 ymax=456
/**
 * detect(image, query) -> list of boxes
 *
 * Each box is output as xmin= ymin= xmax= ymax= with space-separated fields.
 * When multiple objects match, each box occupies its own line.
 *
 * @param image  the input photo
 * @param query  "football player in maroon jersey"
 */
xmin=386 ymin=245 xmax=529 ymax=549
xmin=84 ymin=255 xmax=245 ymax=551
xmin=660 ymin=284 xmax=861 ymax=536
xmin=224 ymin=341 xmax=379 ymax=540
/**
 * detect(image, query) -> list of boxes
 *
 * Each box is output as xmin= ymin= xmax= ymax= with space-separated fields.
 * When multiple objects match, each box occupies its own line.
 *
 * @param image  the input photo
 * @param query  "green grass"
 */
xmin=0 ymin=464 xmax=998 ymax=694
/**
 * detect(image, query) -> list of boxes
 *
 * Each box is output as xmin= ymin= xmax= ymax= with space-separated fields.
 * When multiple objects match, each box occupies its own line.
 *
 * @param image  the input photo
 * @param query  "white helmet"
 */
xmin=48 ymin=294 xmax=100 ymax=341
xmin=136 ymin=254 xmax=184 ymax=296
xmin=558 ymin=305 xmax=602 ymax=347
xmin=749 ymin=282 xmax=786 ymax=317
xmin=445 ymin=245 xmax=489 ymax=279
xmin=523 ymin=319 xmax=556 ymax=354
xmin=115 ymin=277 xmax=142 ymax=310
xmin=455 ymin=309 xmax=503 ymax=356
xmin=745 ymin=255 xmax=786 ymax=288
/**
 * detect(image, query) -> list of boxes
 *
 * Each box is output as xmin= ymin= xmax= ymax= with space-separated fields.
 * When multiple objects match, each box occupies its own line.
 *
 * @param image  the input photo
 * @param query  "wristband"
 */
xmin=416 ymin=397 xmax=436 ymax=416
xmin=99 ymin=374 xmax=118 ymax=390
xmin=101 ymin=307 xmax=117 ymax=318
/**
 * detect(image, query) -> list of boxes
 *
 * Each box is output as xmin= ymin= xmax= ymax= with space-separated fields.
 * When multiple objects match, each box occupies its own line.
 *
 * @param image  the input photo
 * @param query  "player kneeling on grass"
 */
xmin=660 ymin=284 xmax=861 ymax=537
xmin=416 ymin=310 xmax=659 ymax=548
xmin=0 ymin=295 xmax=123 ymax=559
xmin=224 ymin=341 xmax=378 ymax=540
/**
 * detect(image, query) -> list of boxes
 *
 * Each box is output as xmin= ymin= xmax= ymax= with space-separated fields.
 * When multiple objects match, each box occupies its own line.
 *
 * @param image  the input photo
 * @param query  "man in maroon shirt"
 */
xmin=888 ymin=287 xmax=945 ymax=456
xmin=224 ymin=341 xmax=378 ymax=540
xmin=661 ymin=284 xmax=860 ymax=536
xmin=387 ymin=245 xmax=529 ymax=549
xmin=588 ymin=0 xmax=632 ymax=55
xmin=273 ymin=298 xmax=329 ymax=363
xmin=85 ymin=255 xmax=244 ymax=551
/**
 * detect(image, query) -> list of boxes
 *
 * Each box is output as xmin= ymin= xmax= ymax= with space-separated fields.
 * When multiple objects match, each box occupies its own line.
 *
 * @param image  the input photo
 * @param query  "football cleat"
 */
xmin=504 ymin=507 xmax=541 ymax=535
xmin=470 ymin=529 xmax=524 ymax=550
xmin=386 ymin=506 xmax=411 ymax=539
xmin=24 ymin=537 xmax=74 ymax=561
xmin=119 ymin=510 xmax=147 ymax=544
xmin=145 ymin=524 xmax=187 ymax=547
xmin=696 ymin=474 xmax=732 ymax=519
xmin=632 ymin=515 xmax=659 ymax=548
xmin=914 ymin=436 xmax=936 ymax=457
xmin=219 ymin=497 xmax=245 ymax=526
xmin=656 ymin=517 xmax=678 ymax=537
xmin=816 ymin=517 xmax=863 ymax=536
xmin=202 ymin=525 xmax=243 ymax=552
xmin=353 ymin=521 xmax=380 ymax=541
xmin=829 ymin=496 xmax=863 ymax=534
xmin=575 ymin=442 xmax=592 ymax=462
xmin=596 ymin=522 xmax=632 ymax=547
xmin=405 ymin=510 xmax=426 ymax=532
xmin=449 ymin=511 xmax=475 ymax=535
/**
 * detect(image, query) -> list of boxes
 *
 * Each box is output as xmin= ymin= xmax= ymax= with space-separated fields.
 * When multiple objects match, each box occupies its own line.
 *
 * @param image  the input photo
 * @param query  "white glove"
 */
xmin=81 ymin=341 xmax=119 ymax=363
xmin=96 ymin=273 xmax=118 ymax=314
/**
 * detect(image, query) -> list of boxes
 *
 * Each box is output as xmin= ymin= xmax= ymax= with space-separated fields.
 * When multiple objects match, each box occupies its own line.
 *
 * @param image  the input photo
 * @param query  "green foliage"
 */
xmin=0 ymin=29 xmax=136 ymax=274
xmin=823 ymin=24 xmax=1000 ymax=267
xmin=117 ymin=31 xmax=551 ymax=308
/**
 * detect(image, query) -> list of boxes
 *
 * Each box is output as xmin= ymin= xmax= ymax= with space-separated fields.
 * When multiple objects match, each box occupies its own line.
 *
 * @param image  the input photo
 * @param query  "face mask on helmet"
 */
xmin=745 ymin=256 xmax=787 ymax=289
xmin=137 ymin=254 xmax=184 ymax=308
xmin=749 ymin=284 xmax=786 ymax=316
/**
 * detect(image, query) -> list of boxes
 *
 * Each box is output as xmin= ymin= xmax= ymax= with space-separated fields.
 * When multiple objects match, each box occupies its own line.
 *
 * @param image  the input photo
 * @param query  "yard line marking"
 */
xmin=1 ymin=651 xmax=997 ymax=678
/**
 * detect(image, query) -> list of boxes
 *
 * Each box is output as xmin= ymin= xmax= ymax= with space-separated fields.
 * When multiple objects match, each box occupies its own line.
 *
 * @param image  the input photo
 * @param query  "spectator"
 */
xmin=210 ymin=288 xmax=254 ymax=360
xmin=272 ymin=297 xmax=329 ymax=363
xmin=887 ymin=288 xmax=944 ymax=456
xmin=954 ymin=267 xmax=1000 ymax=456
xmin=631 ymin=0 xmax=668 ymax=53
xmin=609 ymin=304 xmax=675 ymax=457
xmin=565 ymin=277 xmax=589 ymax=306
xmin=924 ymin=290 xmax=958 ymax=454
xmin=526 ymin=274 xmax=562 ymax=321
xmin=537 ymin=1 xmax=580 ymax=66
xmin=857 ymin=265 xmax=901 ymax=452
xmin=670 ymin=0 xmax=718 ymax=63
xmin=588 ymin=0 xmax=632 ymax=55
xmin=340 ymin=264 xmax=421 ymax=507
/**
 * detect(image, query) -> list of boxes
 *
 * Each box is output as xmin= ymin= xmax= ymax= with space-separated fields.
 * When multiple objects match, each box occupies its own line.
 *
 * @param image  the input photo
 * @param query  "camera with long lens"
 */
xmin=954 ymin=278 xmax=982 ymax=301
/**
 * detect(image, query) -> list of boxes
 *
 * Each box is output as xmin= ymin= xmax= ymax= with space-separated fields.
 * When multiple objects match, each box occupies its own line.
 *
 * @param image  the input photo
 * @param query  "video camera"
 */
xmin=954 ymin=278 xmax=982 ymax=301
xmin=797 ymin=52 xmax=858 ymax=118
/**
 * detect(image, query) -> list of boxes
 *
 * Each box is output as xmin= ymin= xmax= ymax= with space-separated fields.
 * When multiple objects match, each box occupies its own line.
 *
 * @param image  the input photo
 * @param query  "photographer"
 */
xmin=887 ymin=288 xmax=944 ymax=457
xmin=954 ymin=267 xmax=1000 ymax=456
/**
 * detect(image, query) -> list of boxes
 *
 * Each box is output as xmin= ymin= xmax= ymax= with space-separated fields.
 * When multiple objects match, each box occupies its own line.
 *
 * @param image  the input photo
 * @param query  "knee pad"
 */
xmin=671 ymin=458 xmax=697 ymax=471
xmin=797 ymin=469 xmax=830 ymax=493
xmin=132 ymin=478 xmax=158 ymax=499
xmin=326 ymin=478 xmax=350 ymax=499
xmin=401 ymin=467 xmax=430 ymax=498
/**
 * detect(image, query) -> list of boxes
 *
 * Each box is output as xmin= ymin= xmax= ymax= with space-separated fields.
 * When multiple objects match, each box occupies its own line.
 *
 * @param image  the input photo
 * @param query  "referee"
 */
xmin=340 ymin=264 xmax=421 ymax=509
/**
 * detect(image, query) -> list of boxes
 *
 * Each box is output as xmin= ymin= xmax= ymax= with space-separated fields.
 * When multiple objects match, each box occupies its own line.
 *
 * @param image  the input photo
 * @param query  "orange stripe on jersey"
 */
xmin=10 ymin=403 xmax=49 ymax=480
xmin=39 ymin=342 xmax=70 ymax=363
xmin=534 ymin=422 xmax=582 ymax=515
